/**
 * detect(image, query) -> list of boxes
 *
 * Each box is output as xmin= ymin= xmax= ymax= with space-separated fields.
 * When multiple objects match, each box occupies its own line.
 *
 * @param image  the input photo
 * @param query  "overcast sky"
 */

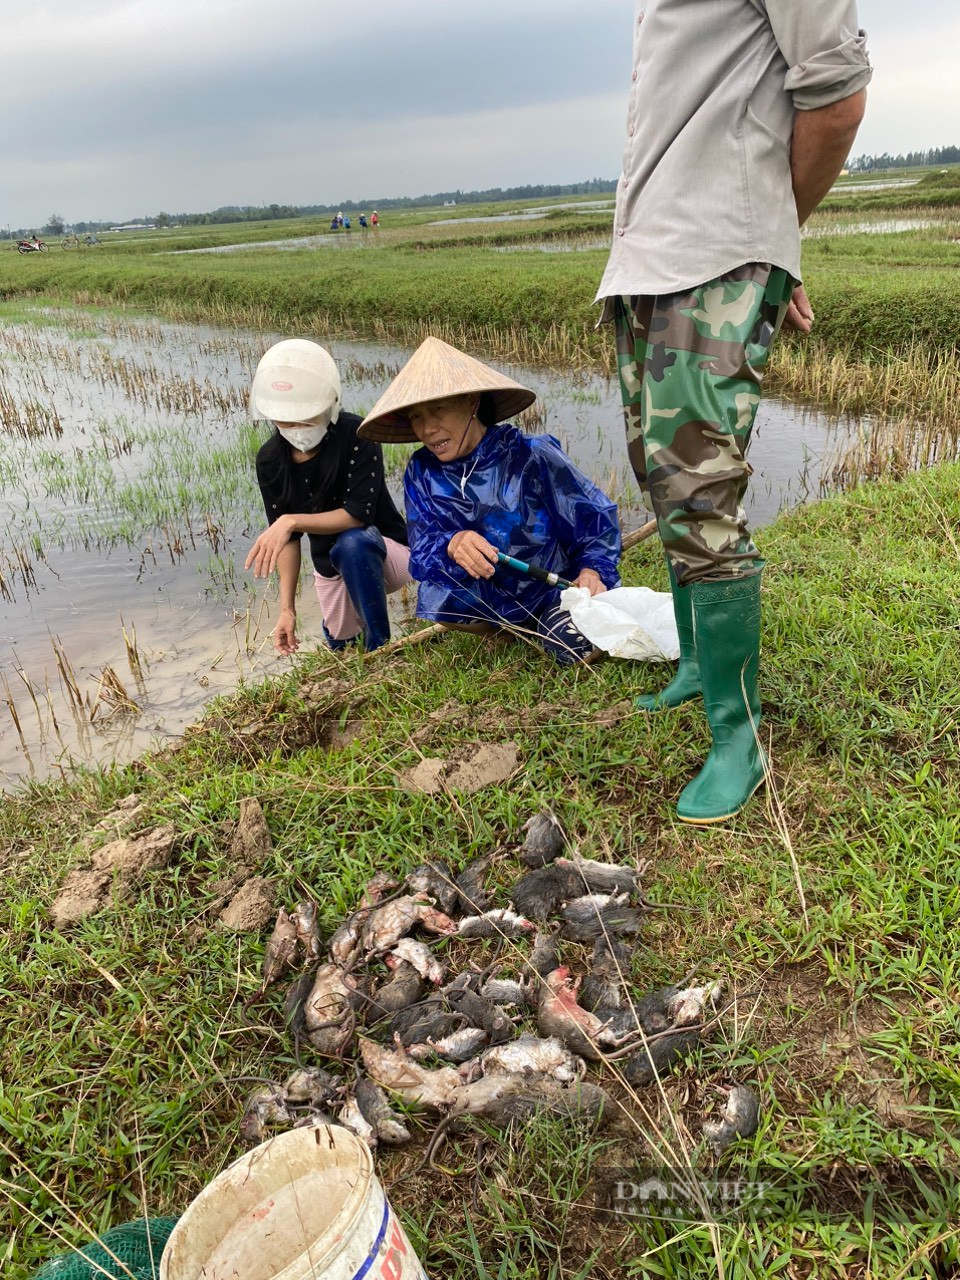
xmin=0 ymin=0 xmax=953 ymax=229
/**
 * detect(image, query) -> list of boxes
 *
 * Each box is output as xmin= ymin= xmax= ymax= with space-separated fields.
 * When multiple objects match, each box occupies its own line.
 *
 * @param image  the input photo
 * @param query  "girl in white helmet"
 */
xmin=245 ymin=339 xmax=410 ymax=654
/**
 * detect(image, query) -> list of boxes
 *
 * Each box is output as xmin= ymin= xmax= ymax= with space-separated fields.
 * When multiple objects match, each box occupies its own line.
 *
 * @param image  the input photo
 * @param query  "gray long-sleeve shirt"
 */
xmin=596 ymin=0 xmax=872 ymax=300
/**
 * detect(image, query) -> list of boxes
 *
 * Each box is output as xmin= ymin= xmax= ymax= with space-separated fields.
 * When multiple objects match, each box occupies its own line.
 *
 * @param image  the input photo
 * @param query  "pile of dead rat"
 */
xmin=242 ymin=811 xmax=759 ymax=1163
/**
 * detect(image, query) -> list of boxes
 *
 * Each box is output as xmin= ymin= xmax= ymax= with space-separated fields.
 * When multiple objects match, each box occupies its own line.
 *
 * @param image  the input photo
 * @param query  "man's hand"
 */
xmin=574 ymin=568 xmax=606 ymax=596
xmin=273 ymin=607 xmax=299 ymax=656
xmin=782 ymin=283 xmax=814 ymax=334
xmin=448 ymin=530 xmax=498 ymax=579
xmin=245 ymin=516 xmax=296 ymax=578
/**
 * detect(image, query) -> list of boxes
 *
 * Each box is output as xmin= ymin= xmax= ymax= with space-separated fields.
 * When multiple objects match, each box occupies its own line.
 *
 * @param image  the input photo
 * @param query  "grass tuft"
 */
xmin=1 ymin=463 xmax=959 ymax=1276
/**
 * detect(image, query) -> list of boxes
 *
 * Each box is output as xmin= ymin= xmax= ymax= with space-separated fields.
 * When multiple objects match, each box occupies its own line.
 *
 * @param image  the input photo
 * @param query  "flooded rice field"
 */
xmin=427 ymin=200 xmax=615 ymax=226
xmin=0 ymin=303 xmax=855 ymax=789
xmin=831 ymin=178 xmax=920 ymax=192
xmin=172 ymin=204 xmax=949 ymax=259
xmin=170 ymin=234 xmax=364 ymax=255
xmin=176 ymin=201 xmax=618 ymax=254
xmin=491 ymin=236 xmax=611 ymax=254
xmin=802 ymin=217 xmax=944 ymax=238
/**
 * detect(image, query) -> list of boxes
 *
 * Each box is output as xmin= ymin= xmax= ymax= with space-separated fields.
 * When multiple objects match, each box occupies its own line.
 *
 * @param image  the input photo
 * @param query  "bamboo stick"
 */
xmin=621 ymin=517 xmax=658 ymax=552
xmin=376 ymin=622 xmax=448 ymax=656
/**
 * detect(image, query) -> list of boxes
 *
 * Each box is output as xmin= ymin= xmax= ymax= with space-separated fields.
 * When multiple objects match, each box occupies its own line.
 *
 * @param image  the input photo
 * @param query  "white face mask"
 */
xmin=276 ymin=423 xmax=327 ymax=452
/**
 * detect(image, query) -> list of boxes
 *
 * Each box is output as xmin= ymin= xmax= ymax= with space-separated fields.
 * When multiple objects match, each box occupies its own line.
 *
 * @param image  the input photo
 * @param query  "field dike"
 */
xmin=2 ymin=462 xmax=959 ymax=1278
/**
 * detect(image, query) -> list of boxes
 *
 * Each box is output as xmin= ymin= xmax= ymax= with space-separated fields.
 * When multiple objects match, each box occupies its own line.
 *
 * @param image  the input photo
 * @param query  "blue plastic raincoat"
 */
xmin=404 ymin=423 xmax=621 ymax=627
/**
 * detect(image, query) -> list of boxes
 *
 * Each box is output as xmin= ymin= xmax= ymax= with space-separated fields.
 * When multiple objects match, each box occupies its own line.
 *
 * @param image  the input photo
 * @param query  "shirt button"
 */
xmin=631 ymin=70 xmax=637 ymax=82
xmin=628 ymin=125 xmax=635 ymax=137
xmin=637 ymin=11 xmax=644 ymax=23
xmin=617 ymin=228 xmax=626 ymax=237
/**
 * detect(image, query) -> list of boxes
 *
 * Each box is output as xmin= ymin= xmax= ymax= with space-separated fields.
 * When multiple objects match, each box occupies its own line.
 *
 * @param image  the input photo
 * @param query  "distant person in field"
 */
xmin=370 ymin=210 xmax=379 ymax=227
xmin=597 ymin=0 xmax=870 ymax=824
xmin=343 ymin=215 xmax=351 ymax=230
xmin=246 ymin=339 xmax=411 ymax=655
xmin=358 ymin=337 xmax=621 ymax=664
xmin=359 ymin=214 xmax=368 ymax=229
xmin=330 ymin=216 xmax=339 ymax=232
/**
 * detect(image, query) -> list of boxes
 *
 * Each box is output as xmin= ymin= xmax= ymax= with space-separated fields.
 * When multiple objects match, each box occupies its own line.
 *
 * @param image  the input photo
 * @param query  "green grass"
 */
xmin=823 ymin=165 xmax=960 ymax=213
xmin=1 ymin=194 xmax=957 ymax=382
xmin=2 ymin=462 xmax=959 ymax=1277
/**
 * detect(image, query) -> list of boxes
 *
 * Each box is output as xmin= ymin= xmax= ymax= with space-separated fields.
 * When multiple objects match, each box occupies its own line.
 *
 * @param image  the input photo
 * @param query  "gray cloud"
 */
xmin=14 ymin=16 xmax=623 ymax=153
xmin=0 ymin=0 xmax=952 ymax=228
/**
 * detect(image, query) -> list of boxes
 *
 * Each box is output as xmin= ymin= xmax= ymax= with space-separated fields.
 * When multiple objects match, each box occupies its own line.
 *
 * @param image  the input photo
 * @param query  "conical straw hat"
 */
xmin=358 ymin=336 xmax=536 ymax=443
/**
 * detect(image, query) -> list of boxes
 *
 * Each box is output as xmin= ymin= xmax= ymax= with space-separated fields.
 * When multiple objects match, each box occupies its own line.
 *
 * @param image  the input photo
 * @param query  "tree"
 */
xmin=44 ymin=213 xmax=65 ymax=235
xmin=155 ymin=212 xmax=171 ymax=229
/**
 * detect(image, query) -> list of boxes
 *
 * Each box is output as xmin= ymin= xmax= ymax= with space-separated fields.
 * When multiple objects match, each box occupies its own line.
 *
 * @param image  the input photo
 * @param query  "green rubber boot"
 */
xmin=635 ymin=559 xmax=701 ymax=711
xmin=676 ymin=573 xmax=765 ymax=825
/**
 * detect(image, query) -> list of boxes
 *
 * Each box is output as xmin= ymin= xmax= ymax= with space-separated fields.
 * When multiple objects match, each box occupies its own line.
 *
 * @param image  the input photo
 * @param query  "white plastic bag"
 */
xmin=560 ymin=586 xmax=680 ymax=661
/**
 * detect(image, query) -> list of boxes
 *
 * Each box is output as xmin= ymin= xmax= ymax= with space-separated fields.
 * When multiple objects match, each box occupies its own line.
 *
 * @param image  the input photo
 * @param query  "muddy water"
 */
xmin=0 ymin=305 xmax=849 ymax=789
xmin=427 ymin=200 xmax=615 ymax=226
xmin=171 ymin=234 xmax=364 ymax=255
xmin=802 ymin=217 xmax=942 ymax=238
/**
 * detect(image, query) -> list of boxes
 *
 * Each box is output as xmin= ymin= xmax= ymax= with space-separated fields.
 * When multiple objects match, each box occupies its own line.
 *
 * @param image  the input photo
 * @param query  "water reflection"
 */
xmin=426 ymin=200 xmax=615 ymax=226
xmin=170 ymin=234 xmax=360 ymax=255
xmin=803 ymin=217 xmax=939 ymax=238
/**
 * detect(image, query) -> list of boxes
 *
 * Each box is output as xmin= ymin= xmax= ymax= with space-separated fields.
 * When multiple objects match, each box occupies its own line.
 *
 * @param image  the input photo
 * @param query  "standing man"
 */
xmin=598 ymin=1 xmax=870 ymax=825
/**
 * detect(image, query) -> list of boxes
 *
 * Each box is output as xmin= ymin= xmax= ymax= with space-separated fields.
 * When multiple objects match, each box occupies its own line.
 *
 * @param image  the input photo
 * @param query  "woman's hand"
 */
xmin=447 ymin=530 xmax=498 ymax=579
xmin=273 ymin=607 xmax=299 ymax=656
xmin=574 ymin=568 xmax=606 ymax=596
xmin=245 ymin=516 xmax=296 ymax=578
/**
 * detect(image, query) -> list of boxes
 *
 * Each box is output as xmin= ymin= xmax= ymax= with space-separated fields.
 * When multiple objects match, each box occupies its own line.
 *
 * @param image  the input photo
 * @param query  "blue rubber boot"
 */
xmin=328 ymin=527 xmax=391 ymax=652
xmin=676 ymin=573 xmax=765 ymax=825
xmin=322 ymin=624 xmax=351 ymax=652
xmin=635 ymin=557 xmax=701 ymax=710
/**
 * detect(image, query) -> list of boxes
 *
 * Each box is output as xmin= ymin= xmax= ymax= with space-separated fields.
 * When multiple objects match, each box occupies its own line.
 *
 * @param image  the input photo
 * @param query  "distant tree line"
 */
xmin=3 ymin=179 xmax=619 ymax=237
xmin=3 ymin=213 xmax=127 ymax=239
xmin=161 ymin=179 xmax=619 ymax=228
xmin=849 ymin=146 xmax=960 ymax=172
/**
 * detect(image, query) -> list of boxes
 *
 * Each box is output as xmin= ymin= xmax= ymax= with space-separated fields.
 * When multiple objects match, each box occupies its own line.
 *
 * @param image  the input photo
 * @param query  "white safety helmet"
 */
xmin=250 ymin=339 xmax=342 ymax=426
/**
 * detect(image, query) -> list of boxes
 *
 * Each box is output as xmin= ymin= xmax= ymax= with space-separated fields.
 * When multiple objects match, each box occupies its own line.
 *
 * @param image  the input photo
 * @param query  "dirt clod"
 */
xmin=78 ymin=793 xmax=145 ymax=852
xmin=593 ymin=700 xmax=634 ymax=728
xmin=446 ymin=743 xmax=519 ymax=791
xmin=229 ymin=797 xmax=273 ymax=865
xmin=218 ymin=876 xmax=277 ymax=931
xmin=398 ymin=743 xmax=519 ymax=794
xmin=400 ymin=758 xmax=447 ymax=793
xmin=51 ymin=825 xmax=177 ymax=927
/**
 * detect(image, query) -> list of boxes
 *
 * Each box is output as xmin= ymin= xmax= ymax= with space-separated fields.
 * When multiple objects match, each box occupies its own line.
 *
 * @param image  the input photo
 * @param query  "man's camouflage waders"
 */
xmin=613 ymin=264 xmax=794 ymax=585
xmin=611 ymin=264 xmax=794 ymax=822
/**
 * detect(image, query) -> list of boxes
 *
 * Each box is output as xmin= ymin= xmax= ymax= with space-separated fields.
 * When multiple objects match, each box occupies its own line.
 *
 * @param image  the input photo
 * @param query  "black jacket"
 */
xmin=255 ymin=411 xmax=407 ymax=577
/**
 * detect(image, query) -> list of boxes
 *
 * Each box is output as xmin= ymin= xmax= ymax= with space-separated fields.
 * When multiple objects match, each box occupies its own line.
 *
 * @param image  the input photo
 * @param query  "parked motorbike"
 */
xmin=16 ymin=237 xmax=47 ymax=254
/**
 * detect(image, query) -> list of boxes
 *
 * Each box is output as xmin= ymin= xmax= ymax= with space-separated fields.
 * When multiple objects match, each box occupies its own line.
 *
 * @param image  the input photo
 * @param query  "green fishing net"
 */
xmin=32 ymin=1217 xmax=179 ymax=1280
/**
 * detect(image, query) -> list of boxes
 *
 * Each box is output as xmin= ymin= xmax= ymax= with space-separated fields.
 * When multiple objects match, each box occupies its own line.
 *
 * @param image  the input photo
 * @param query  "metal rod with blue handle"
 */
xmin=495 ymin=551 xmax=574 ymax=590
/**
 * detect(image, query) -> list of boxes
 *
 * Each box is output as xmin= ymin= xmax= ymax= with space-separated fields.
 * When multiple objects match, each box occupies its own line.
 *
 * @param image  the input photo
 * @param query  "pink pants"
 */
xmin=313 ymin=537 xmax=412 ymax=640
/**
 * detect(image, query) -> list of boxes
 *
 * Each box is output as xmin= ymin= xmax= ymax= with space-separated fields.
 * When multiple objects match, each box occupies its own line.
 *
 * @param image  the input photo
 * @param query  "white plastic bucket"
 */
xmin=159 ymin=1124 xmax=427 ymax=1280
